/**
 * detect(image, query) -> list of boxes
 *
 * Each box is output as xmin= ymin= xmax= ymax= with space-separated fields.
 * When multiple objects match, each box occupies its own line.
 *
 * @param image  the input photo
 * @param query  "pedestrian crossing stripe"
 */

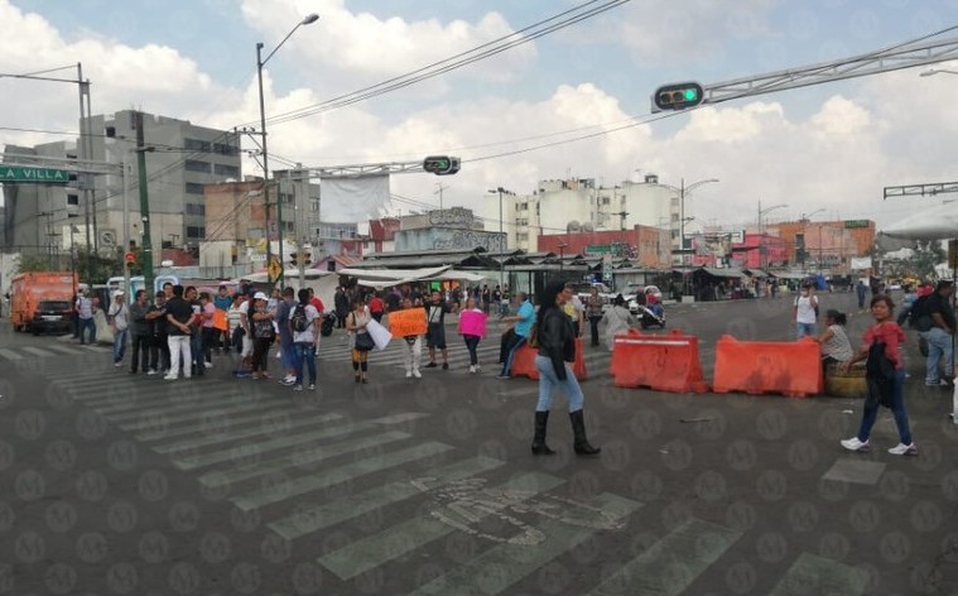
xmin=46 ymin=345 xmax=84 ymax=355
xmin=584 ymin=518 xmax=743 ymax=596
xmin=407 ymin=492 xmax=641 ymax=595
xmin=267 ymin=455 xmax=505 ymax=542
xmin=117 ymin=399 xmax=288 ymax=433
xmin=769 ymin=552 xmax=869 ymax=595
xmin=197 ymin=430 xmax=412 ymax=490
xmin=318 ymin=471 xmax=567 ymax=580
xmin=101 ymin=390 xmax=277 ymax=422
xmin=0 ymin=349 xmax=22 ymax=360
xmin=80 ymin=382 xmax=248 ymax=409
xmin=230 ymin=441 xmax=455 ymax=512
xmin=22 ymin=347 xmax=56 ymax=357
xmin=175 ymin=418 xmax=411 ymax=472
xmin=152 ymin=411 xmax=346 ymax=454
xmin=136 ymin=411 xmax=346 ymax=443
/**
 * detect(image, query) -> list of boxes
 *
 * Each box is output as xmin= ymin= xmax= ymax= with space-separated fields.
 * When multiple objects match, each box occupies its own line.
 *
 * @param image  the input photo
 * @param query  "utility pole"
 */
xmin=435 ymin=182 xmax=448 ymax=212
xmin=134 ymin=111 xmax=155 ymax=293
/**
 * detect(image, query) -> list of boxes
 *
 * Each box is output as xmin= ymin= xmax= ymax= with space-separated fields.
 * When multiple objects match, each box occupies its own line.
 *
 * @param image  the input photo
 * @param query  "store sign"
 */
xmin=844 ymin=220 xmax=870 ymax=229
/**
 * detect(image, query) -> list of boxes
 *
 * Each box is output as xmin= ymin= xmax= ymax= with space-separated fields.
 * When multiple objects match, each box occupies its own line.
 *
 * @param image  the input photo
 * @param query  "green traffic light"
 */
xmin=683 ymin=88 xmax=698 ymax=101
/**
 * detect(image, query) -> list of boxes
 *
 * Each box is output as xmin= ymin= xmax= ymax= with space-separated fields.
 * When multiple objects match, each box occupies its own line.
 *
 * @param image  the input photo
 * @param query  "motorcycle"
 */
xmin=636 ymin=303 xmax=666 ymax=329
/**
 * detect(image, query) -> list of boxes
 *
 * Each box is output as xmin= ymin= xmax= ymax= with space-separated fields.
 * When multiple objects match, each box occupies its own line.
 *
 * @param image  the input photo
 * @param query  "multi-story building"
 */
xmin=537 ymin=226 xmax=672 ymax=269
xmin=493 ymin=174 xmax=680 ymax=254
xmin=2 ymin=110 xmax=242 ymax=264
xmin=772 ymin=219 xmax=875 ymax=273
xmin=395 ymin=207 xmax=505 ymax=253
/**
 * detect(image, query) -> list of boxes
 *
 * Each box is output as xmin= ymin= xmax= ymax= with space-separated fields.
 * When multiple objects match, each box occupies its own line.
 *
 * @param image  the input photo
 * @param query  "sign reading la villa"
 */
xmin=0 ymin=166 xmax=71 ymax=184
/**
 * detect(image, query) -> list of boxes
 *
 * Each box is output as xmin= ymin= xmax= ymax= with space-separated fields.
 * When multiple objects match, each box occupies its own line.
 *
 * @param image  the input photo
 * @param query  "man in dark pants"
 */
xmin=334 ymin=286 xmax=349 ymax=329
xmin=128 ymin=289 xmax=151 ymax=374
xmin=145 ymin=291 xmax=169 ymax=374
xmin=425 ymin=290 xmax=451 ymax=369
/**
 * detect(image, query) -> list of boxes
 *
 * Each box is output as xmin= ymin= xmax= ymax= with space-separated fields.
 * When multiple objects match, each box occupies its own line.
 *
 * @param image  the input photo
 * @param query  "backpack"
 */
xmin=908 ymin=295 xmax=933 ymax=331
xmin=290 ymin=304 xmax=310 ymax=333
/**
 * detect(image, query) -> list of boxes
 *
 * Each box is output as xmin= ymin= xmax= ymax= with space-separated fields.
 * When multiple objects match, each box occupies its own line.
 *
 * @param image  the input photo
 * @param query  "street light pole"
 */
xmin=670 ymin=177 xmax=719 ymax=267
xmin=758 ymin=201 xmax=788 ymax=270
xmin=256 ymin=13 xmax=319 ymax=288
xmin=489 ymin=187 xmax=513 ymax=289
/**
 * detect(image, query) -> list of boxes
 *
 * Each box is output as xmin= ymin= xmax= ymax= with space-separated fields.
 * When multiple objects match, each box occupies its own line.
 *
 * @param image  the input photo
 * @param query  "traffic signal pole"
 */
xmin=651 ymin=33 xmax=958 ymax=112
xmin=134 ymin=111 xmax=154 ymax=294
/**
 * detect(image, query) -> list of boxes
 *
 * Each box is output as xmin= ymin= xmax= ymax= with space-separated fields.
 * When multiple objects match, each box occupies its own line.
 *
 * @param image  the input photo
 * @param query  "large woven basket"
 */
xmin=824 ymin=363 xmax=866 ymax=398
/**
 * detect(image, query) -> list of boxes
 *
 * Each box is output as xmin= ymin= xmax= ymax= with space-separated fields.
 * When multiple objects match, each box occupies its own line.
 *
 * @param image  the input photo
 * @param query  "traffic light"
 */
xmin=423 ymin=155 xmax=461 ymax=176
xmin=652 ymin=82 xmax=705 ymax=112
xmin=302 ymin=250 xmax=311 ymax=266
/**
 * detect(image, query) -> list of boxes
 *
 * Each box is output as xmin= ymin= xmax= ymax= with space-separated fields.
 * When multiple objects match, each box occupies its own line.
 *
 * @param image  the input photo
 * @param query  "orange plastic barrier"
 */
xmin=610 ymin=329 xmax=707 ymax=393
xmin=510 ymin=337 xmax=587 ymax=381
xmin=712 ymin=335 xmax=823 ymax=397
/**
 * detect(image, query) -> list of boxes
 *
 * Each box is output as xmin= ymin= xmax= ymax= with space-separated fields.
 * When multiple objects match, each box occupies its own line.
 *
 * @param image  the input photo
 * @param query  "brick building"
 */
xmin=537 ymin=225 xmax=671 ymax=269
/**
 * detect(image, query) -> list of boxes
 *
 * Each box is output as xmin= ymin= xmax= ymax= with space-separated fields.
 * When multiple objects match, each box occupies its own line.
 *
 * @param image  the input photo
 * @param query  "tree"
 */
xmin=15 ymin=255 xmax=58 ymax=273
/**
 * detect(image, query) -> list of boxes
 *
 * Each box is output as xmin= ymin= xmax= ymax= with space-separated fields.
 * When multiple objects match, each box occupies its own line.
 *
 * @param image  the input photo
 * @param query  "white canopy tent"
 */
xmin=339 ymin=266 xmax=487 ymax=288
xmin=881 ymin=202 xmax=958 ymax=242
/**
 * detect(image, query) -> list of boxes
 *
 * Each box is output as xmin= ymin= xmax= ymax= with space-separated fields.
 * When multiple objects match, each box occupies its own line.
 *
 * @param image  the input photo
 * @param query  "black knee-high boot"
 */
xmin=531 ymin=411 xmax=555 ymax=455
xmin=569 ymin=409 xmax=600 ymax=455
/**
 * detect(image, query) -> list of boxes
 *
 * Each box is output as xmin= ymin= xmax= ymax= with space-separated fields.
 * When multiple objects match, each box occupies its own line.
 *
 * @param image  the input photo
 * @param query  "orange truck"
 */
xmin=10 ymin=271 xmax=78 ymax=334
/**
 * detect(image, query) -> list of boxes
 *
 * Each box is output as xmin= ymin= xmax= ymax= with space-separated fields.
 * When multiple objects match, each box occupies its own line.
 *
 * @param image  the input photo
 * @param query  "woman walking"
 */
xmin=346 ymin=296 xmax=373 ymax=383
xmin=531 ymin=281 xmax=601 ymax=456
xmin=458 ymin=297 xmax=486 ymax=374
xmin=840 ymin=295 xmax=917 ymax=456
xmin=397 ymin=297 xmax=425 ymax=378
xmin=600 ymin=294 xmax=634 ymax=351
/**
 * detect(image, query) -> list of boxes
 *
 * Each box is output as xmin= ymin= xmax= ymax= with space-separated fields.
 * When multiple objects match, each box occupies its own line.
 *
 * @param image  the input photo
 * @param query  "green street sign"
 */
xmin=585 ymin=244 xmax=612 ymax=253
xmin=0 ymin=166 xmax=71 ymax=184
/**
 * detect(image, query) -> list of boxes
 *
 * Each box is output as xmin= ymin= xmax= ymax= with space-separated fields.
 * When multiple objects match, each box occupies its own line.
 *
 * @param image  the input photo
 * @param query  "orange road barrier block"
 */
xmin=712 ymin=335 xmax=823 ymax=397
xmin=610 ymin=329 xmax=707 ymax=393
xmin=510 ymin=338 xmax=587 ymax=381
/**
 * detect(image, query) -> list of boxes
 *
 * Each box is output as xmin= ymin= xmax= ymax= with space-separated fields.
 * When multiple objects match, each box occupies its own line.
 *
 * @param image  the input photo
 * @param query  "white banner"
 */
xmin=320 ymin=174 xmax=391 ymax=222
xmin=850 ymin=257 xmax=872 ymax=271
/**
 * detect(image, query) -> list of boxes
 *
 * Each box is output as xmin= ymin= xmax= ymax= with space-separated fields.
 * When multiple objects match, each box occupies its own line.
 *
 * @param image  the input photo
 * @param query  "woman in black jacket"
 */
xmin=532 ymin=281 xmax=601 ymax=456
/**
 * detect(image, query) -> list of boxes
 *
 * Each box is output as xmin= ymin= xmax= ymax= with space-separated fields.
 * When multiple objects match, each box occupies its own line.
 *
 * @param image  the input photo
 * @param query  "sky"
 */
xmin=2 ymin=0 xmax=958 ymax=233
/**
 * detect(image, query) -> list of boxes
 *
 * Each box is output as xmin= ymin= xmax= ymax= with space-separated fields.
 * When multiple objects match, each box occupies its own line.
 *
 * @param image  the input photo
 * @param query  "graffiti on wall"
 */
xmin=433 ymin=230 xmax=505 ymax=252
xmin=429 ymin=209 xmax=476 ymax=228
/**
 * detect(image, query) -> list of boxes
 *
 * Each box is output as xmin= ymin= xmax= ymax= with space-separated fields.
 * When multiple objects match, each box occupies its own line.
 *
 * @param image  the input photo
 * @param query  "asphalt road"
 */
xmin=0 ymin=292 xmax=956 ymax=595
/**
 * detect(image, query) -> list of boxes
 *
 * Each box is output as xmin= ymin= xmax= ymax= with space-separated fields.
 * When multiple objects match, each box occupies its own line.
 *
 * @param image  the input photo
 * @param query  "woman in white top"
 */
xmin=600 ymin=294 xmax=635 ymax=351
xmin=815 ymin=309 xmax=854 ymax=371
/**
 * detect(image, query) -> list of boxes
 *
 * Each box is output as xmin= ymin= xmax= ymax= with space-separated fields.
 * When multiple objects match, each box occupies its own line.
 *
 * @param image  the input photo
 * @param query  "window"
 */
xmin=213 ymin=142 xmax=239 ymax=156
xmin=601 ymin=197 xmax=610 ymax=205
xmin=185 ymin=182 xmax=205 ymax=195
xmin=186 ymin=226 xmax=206 ymax=238
xmin=184 ymin=138 xmax=211 ymax=152
xmin=185 ymin=204 xmax=205 ymax=216
xmin=66 ymin=194 xmax=79 ymax=206
xmin=310 ymin=200 xmax=319 ymax=212
xmin=185 ymin=159 xmax=210 ymax=173
xmin=213 ymin=163 xmax=240 ymax=178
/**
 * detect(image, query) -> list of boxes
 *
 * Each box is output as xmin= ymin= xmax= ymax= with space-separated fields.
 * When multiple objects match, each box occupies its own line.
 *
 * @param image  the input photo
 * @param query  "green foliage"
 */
xmin=15 ymin=255 xmax=58 ymax=273
xmin=884 ymin=240 xmax=946 ymax=280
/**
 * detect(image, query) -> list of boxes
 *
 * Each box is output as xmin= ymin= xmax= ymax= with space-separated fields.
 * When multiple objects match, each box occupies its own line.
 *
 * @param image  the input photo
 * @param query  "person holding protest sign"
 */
xmin=390 ymin=297 xmax=428 ymax=378
xmin=459 ymin=297 xmax=487 ymax=374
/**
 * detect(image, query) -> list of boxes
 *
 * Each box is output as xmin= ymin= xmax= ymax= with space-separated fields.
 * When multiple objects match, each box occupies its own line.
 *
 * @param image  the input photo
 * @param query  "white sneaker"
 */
xmin=468 ymin=365 xmax=475 ymax=374
xmin=163 ymin=373 xmax=178 ymax=381
xmin=840 ymin=437 xmax=869 ymax=452
xmin=405 ymin=371 xmax=412 ymax=378
xmin=204 ymin=362 xmax=213 ymax=369
xmin=888 ymin=443 xmax=918 ymax=456
xmin=147 ymin=369 xmax=158 ymax=376
xmin=114 ymin=362 xmax=123 ymax=368
xmin=412 ymin=370 xmax=422 ymax=378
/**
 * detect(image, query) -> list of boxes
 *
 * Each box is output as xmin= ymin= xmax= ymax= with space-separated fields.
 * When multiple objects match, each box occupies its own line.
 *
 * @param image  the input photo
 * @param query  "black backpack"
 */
xmin=290 ymin=304 xmax=310 ymax=333
xmin=908 ymin=295 xmax=933 ymax=331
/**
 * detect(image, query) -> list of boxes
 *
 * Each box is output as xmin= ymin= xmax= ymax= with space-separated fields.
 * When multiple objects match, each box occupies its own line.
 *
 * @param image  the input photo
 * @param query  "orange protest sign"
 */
xmin=389 ymin=308 xmax=428 ymax=337
xmin=212 ymin=309 xmax=229 ymax=331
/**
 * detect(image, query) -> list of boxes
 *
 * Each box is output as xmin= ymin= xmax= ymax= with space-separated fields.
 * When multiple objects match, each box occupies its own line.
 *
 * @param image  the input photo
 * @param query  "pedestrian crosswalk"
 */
xmin=31 ymin=344 xmax=868 ymax=595
xmin=0 ymin=342 xmax=111 ymax=361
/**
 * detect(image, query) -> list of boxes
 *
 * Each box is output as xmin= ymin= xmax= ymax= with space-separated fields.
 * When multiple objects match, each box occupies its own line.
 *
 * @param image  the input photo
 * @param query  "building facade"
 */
xmin=395 ymin=207 xmax=505 ymax=253
xmin=2 ymin=111 xmax=242 ymax=264
xmin=494 ymin=174 xmax=679 ymax=255
xmin=537 ymin=225 xmax=672 ymax=269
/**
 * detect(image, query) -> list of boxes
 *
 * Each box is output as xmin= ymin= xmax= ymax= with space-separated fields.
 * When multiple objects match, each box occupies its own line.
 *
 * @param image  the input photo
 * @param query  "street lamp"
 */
xmin=665 ymin=178 xmax=719 ymax=266
xmin=256 ymin=12 xmax=320 ymax=287
xmin=758 ymin=201 xmax=788 ymax=269
xmin=488 ymin=187 xmax=514 ymax=289
xmin=557 ymin=242 xmax=568 ymax=273
xmin=800 ymin=209 xmax=825 ymax=273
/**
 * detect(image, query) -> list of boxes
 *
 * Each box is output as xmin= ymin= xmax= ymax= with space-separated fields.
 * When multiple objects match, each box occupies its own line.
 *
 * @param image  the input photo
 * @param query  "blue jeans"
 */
xmin=112 ymin=328 xmax=128 ymax=363
xmin=293 ymin=343 xmax=317 ymax=385
xmin=280 ymin=339 xmax=296 ymax=371
xmin=500 ymin=335 xmax=526 ymax=376
xmin=535 ymin=355 xmax=585 ymax=412
xmin=919 ymin=327 xmax=954 ymax=384
xmin=79 ymin=317 xmax=96 ymax=345
xmin=796 ymin=322 xmax=816 ymax=339
xmin=857 ymin=368 xmax=911 ymax=445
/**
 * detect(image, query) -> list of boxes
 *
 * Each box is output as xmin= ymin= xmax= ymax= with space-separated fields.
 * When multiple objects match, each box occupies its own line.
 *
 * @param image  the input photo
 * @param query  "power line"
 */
xmin=259 ymin=0 xmax=632 ymax=128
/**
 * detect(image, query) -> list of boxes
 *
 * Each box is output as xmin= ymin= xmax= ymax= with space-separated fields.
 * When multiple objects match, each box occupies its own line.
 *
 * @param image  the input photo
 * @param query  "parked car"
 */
xmin=29 ymin=299 xmax=74 ymax=335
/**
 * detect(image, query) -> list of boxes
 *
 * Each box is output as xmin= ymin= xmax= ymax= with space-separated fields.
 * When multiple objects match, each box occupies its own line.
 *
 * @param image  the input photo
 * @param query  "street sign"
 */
xmin=267 ymin=256 xmax=283 ymax=284
xmin=0 ymin=166 xmax=71 ymax=183
xmin=585 ymin=244 xmax=612 ymax=253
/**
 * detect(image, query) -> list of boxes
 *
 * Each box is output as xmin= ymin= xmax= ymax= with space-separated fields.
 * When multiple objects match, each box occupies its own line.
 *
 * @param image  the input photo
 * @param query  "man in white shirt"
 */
xmin=108 ymin=291 xmax=130 ymax=367
xmin=290 ymin=288 xmax=320 ymax=391
xmin=76 ymin=289 xmax=97 ymax=345
xmin=236 ymin=290 xmax=255 ymax=377
xmin=793 ymin=283 xmax=819 ymax=339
